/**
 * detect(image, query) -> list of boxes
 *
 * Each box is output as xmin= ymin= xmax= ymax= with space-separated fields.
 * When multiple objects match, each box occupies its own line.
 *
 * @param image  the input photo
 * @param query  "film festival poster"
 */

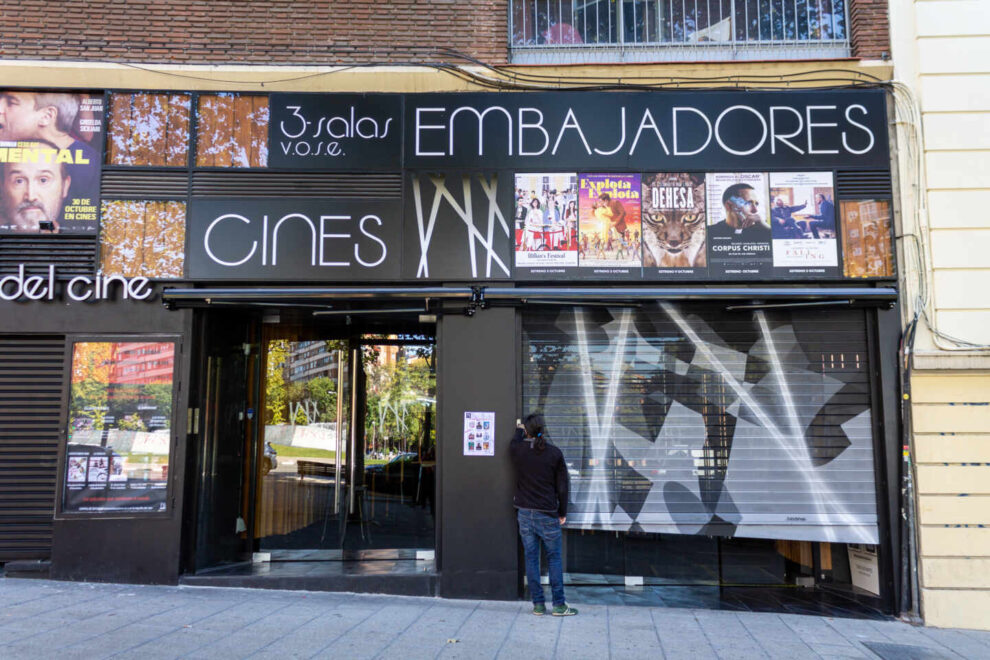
xmin=0 ymin=90 xmax=104 ymax=235
xmin=513 ymin=173 xmax=579 ymax=276
xmin=577 ymin=173 xmax=642 ymax=276
xmin=705 ymin=172 xmax=773 ymax=279
xmin=641 ymin=172 xmax=708 ymax=280
xmin=768 ymin=172 xmax=839 ymax=278
xmin=839 ymin=199 xmax=894 ymax=278
xmin=63 ymin=341 xmax=174 ymax=513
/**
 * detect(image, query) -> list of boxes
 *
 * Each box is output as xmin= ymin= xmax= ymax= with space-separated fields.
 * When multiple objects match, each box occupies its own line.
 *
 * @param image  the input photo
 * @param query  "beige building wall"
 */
xmin=890 ymin=0 xmax=990 ymax=630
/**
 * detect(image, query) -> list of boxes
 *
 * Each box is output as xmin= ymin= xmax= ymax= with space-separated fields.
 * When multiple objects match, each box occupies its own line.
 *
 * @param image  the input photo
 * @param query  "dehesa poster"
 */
xmin=705 ymin=172 xmax=772 ymax=278
xmin=0 ymin=90 xmax=103 ymax=234
xmin=642 ymin=172 xmax=707 ymax=280
xmin=64 ymin=342 xmax=174 ymax=513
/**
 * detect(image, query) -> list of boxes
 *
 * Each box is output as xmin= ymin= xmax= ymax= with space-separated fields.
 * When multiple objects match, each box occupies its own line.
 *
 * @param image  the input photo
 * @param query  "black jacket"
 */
xmin=509 ymin=428 xmax=569 ymax=518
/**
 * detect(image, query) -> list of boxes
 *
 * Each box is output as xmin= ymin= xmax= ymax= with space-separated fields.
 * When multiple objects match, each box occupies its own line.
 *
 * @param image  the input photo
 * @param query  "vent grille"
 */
xmin=0 ymin=236 xmax=97 ymax=276
xmin=0 ymin=336 xmax=65 ymax=561
xmin=191 ymin=171 xmax=403 ymax=198
xmin=101 ymin=170 xmax=189 ymax=199
xmin=836 ymin=169 xmax=893 ymax=198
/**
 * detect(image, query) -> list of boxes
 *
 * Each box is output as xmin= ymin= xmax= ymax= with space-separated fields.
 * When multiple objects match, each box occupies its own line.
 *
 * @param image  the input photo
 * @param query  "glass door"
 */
xmin=255 ymin=333 xmax=435 ymax=558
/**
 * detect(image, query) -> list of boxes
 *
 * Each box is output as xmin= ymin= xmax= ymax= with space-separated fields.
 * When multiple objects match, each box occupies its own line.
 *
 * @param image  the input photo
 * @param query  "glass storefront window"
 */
xmin=63 ymin=341 xmax=175 ymax=514
xmin=195 ymin=93 xmax=268 ymax=168
xmin=107 ymin=93 xmax=191 ymax=167
xmin=100 ymin=200 xmax=186 ymax=278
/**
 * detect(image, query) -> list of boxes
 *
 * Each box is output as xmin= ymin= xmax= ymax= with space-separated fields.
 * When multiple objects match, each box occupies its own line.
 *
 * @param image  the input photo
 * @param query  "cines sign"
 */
xmin=270 ymin=89 xmax=889 ymax=170
xmin=0 ymin=265 xmax=155 ymax=302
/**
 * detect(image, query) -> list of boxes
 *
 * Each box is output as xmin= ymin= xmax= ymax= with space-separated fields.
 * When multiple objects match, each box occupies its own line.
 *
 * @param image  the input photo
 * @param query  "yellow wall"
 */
xmin=911 ymin=371 xmax=990 ymax=630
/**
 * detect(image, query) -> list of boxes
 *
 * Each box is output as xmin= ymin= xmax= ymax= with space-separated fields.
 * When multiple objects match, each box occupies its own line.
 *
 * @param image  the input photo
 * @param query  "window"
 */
xmin=107 ymin=93 xmax=191 ymax=167
xmin=195 ymin=94 xmax=269 ymax=168
xmin=100 ymin=200 xmax=186 ymax=278
xmin=510 ymin=0 xmax=849 ymax=63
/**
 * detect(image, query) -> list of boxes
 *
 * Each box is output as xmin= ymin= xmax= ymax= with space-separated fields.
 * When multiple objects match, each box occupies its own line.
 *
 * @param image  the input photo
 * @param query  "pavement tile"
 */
xmin=316 ymin=603 xmax=435 ymax=660
xmin=435 ymin=601 xmax=521 ymax=660
xmin=808 ymin=642 xmax=872 ymax=658
xmin=62 ymin=623 xmax=178 ymax=658
xmin=694 ymin=611 xmax=770 ymax=659
xmin=917 ymin=627 xmax=990 ymax=659
xmin=779 ymin=613 xmax=861 ymax=647
xmin=113 ymin=626 xmax=222 ymax=660
xmin=374 ymin=602 xmax=483 ymax=659
xmin=607 ymin=604 xmax=665 ymax=657
xmin=866 ymin=619 xmax=964 ymax=652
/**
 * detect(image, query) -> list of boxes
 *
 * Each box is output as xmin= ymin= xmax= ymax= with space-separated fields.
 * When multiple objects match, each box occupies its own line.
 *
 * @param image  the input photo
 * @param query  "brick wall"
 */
xmin=0 ymin=0 xmax=888 ymax=66
xmin=0 ymin=0 xmax=509 ymax=65
xmin=850 ymin=0 xmax=890 ymax=59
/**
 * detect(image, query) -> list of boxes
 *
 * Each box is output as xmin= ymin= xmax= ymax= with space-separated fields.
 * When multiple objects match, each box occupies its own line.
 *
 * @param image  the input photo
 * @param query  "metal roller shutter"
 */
xmin=521 ymin=303 xmax=879 ymax=545
xmin=0 ymin=336 xmax=65 ymax=561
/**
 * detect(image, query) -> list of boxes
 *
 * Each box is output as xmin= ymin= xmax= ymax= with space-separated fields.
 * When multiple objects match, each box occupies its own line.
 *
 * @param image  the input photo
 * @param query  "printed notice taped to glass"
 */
xmin=463 ymin=411 xmax=495 ymax=456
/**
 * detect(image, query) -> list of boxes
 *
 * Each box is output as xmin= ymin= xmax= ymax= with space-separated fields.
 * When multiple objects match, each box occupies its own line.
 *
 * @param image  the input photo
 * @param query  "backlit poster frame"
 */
xmin=56 ymin=335 xmax=180 ymax=517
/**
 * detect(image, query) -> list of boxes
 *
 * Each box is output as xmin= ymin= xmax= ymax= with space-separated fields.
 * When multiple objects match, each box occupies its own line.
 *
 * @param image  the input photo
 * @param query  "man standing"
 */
xmin=0 ymin=142 xmax=71 ymax=233
xmin=509 ymin=413 xmax=577 ymax=616
xmin=806 ymin=193 xmax=836 ymax=238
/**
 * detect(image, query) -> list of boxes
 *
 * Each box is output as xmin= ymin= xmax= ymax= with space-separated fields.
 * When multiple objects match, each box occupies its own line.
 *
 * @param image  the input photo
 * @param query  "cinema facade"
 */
xmin=0 ymin=86 xmax=903 ymax=612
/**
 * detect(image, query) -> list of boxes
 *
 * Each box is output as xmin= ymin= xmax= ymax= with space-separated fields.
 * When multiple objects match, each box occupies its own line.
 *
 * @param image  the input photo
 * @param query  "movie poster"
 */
xmin=577 ymin=173 xmax=642 ymax=276
xmin=0 ymin=91 xmax=104 ymax=234
xmin=641 ymin=173 xmax=707 ymax=280
xmin=840 ymin=200 xmax=895 ymax=278
xmin=769 ymin=172 xmax=839 ymax=277
xmin=705 ymin=172 xmax=772 ymax=278
xmin=63 ymin=341 xmax=174 ymax=514
xmin=513 ymin=173 xmax=578 ymax=276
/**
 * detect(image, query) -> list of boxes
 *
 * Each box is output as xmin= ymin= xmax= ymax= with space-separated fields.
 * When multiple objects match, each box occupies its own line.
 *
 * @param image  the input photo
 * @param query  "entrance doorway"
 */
xmin=185 ymin=309 xmax=438 ymax=592
xmin=255 ymin=333 xmax=437 ymax=560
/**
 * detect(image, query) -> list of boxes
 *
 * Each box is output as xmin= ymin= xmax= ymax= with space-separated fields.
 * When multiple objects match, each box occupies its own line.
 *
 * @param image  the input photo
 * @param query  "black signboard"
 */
xmin=269 ymin=93 xmax=403 ymax=170
xmin=187 ymin=197 xmax=404 ymax=280
xmin=178 ymin=89 xmax=894 ymax=284
xmin=404 ymin=90 xmax=888 ymax=171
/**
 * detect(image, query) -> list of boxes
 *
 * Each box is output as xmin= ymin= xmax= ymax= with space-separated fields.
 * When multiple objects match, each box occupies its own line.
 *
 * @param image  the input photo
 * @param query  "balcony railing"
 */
xmin=509 ymin=0 xmax=850 ymax=63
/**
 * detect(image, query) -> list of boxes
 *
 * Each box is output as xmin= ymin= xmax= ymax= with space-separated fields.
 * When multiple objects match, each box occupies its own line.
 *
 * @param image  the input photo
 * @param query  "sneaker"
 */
xmin=551 ymin=604 xmax=578 ymax=616
xmin=532 ymin=604 xmax=547 ymax=616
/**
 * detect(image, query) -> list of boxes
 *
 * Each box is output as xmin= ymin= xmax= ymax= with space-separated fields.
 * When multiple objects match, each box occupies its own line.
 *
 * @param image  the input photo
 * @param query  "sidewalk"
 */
xmin=0 ymin=578 xmax=986 ymax=659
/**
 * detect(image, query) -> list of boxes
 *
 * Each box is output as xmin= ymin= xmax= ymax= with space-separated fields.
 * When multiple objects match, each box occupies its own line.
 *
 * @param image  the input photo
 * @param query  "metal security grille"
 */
xmin=0 ymin=336 xmax=65 ymax=560
xmin=510 ymin=0 xmax=850 ymax=63
xmin=191 ymin=172 xmax=403 ymax=198
xmin=521 ymin=303 xmax=878 ymax=544
xmin=0 ymin=236 xmax=98 ymax=276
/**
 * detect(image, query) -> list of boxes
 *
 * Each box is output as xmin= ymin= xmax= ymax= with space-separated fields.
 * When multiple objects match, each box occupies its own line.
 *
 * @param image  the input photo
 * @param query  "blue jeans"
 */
xmin=517 ymin=508 xmax=565 ymax=607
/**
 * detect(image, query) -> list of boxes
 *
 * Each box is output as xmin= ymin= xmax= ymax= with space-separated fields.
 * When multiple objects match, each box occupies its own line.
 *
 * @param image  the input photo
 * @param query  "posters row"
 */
xmin=513 ymin=172 xmax=893 ymax=280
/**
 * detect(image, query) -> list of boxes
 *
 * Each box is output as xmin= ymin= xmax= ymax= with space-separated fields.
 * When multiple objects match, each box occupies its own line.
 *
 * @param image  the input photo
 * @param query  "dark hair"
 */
xmin=722 ymin=182 xmax=754 ymax=205
xmin=523 ymin=412 xmax=548 ymax=452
